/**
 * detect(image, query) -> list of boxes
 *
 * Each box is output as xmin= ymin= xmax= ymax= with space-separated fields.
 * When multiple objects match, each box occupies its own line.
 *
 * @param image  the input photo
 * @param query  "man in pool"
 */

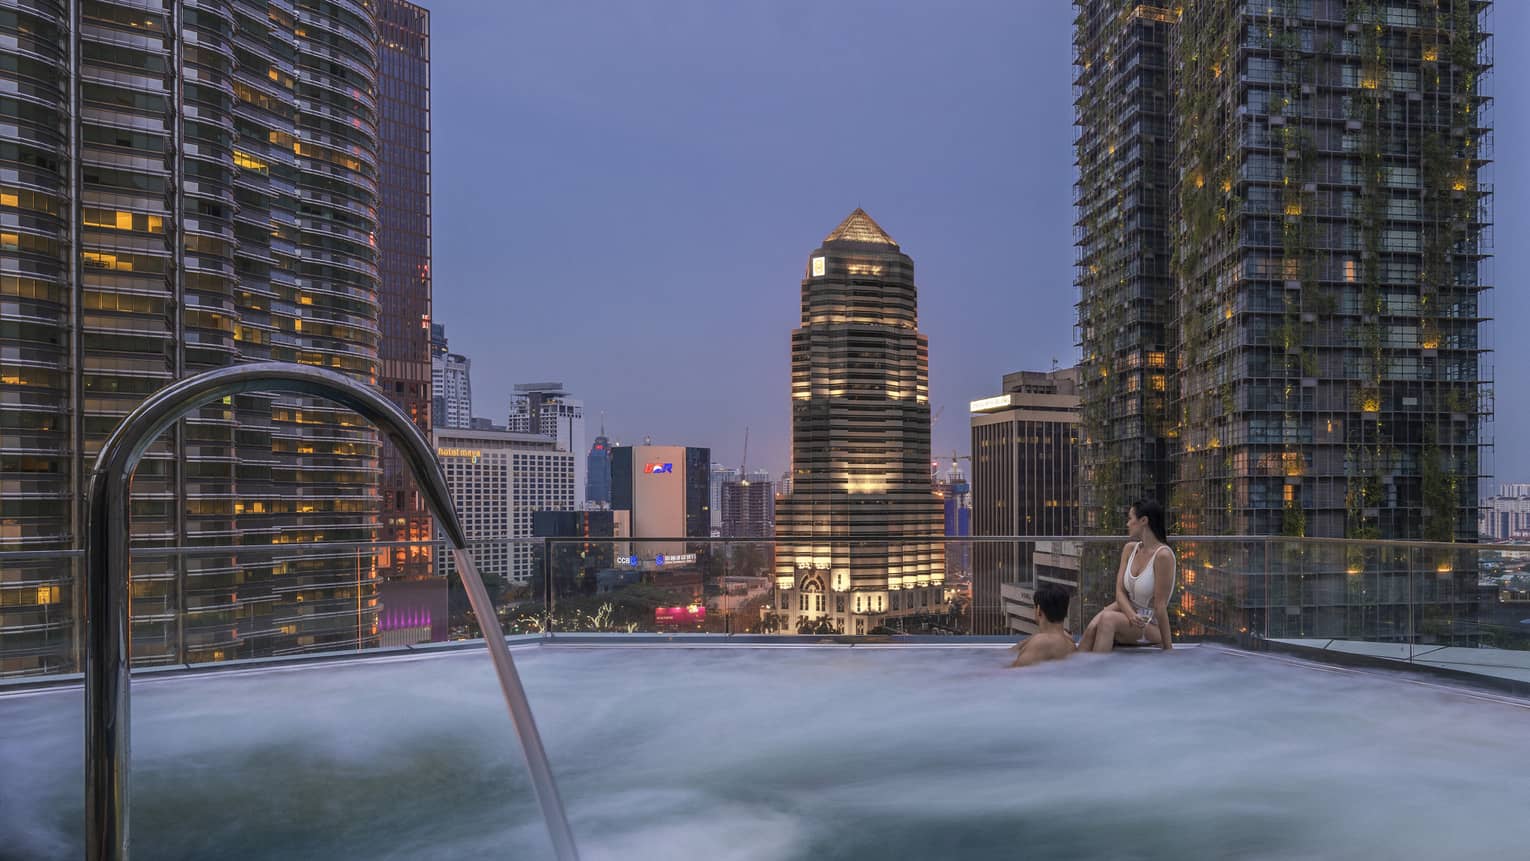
xmin=1009 ymin=583 xmax=1075 ymax=667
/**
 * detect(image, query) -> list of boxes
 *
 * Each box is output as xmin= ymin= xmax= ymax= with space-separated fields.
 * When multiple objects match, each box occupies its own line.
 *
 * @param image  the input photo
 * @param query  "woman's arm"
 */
xmin=1152 ymin=548 xmax=1174 ymax=650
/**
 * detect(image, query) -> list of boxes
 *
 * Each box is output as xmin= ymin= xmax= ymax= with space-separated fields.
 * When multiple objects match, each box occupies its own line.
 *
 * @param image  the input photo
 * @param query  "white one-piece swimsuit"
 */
xmin=1123 ymin=541 xmax=1176 ymax=628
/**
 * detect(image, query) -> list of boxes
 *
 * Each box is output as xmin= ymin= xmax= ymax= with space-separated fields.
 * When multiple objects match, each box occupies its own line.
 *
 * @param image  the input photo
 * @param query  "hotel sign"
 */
xmin=969 ymin=394 xmax=1016 ymax=413
xmin=436 ymin=447 xmax=482 ymax=459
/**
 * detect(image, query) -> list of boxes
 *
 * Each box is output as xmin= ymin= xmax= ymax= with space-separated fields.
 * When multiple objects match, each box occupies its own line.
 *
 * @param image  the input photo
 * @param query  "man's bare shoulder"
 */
xmin=1033 ymin=632 xmax=1076 ymax=657
xmin=1012 ymin=631 xmax=1075 ymax=666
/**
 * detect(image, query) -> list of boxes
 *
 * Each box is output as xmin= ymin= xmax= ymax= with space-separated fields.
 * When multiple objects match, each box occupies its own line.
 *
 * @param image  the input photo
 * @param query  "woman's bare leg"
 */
xmin=1091 ymin=610 xmax=1133 ymax=653
xmin=1080 ymin=611 xmax=1105 ymax=651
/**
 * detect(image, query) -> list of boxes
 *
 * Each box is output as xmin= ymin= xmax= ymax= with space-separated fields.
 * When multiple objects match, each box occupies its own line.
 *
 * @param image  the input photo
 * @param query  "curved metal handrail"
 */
xmin=84 ymin=362 xmax=578 ymax=861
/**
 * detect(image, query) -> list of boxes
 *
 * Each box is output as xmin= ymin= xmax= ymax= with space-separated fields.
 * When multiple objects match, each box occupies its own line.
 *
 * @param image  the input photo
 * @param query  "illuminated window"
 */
xmin=811 ymin=256 xmax=825 ymax=277
xmin=1343 ymin=259 xmax=1357 ymax=282
xmin=233 ymin=150 xmax=269 ymax=173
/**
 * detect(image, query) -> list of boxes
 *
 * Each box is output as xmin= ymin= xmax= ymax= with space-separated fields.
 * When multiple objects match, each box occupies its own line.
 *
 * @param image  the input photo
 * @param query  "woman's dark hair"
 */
xmin=1131 ymin=498 xmax=1168 ymax=544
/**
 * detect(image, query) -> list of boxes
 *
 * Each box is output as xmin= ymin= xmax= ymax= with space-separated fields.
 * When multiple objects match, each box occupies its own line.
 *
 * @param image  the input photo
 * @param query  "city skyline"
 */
xmin=426 ymin=1 xmax=1530 ymax=488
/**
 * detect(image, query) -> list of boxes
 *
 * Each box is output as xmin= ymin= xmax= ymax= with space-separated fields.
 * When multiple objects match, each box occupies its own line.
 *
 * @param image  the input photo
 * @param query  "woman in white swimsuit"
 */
xmin=1079 ymin=499 xmax=1176 ymax=653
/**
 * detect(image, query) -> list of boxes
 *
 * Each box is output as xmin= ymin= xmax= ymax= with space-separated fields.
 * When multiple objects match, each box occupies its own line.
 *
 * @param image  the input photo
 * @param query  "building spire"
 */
xmin=823 ymin=207 xmax=898 ymax=248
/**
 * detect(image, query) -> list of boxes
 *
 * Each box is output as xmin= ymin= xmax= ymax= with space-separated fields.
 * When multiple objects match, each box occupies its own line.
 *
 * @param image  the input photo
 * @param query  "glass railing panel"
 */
xmin=121 ymin=538 xmax=446 ymax=666
xmin=7 ymin=535 xmax=1530 ymax=685
xmin=0 ymin=550 xmax=82 ymax=679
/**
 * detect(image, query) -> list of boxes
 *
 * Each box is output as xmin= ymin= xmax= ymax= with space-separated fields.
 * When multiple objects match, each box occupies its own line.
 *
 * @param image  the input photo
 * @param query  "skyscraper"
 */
xmin=1075 ymin=1 xmax=1491 ymax=542
xmin=1074 ymin=3 xmax=1177 ymax=534
xmin=508 ymin=383 xmax=587 ymax=508
xmin=1 ymin=0 xmax=390 ymax=676
xmin=586 ymin=423 xmax=613 ymax=507
xmin=969 ymin=367 xmax=1082 ymax=634
xmin=775 ymin=210 xmax=946 ymax=636
xmin=431 ymin=340 xmax=473 ymax=430
xmin=709 ymin=464 xmax=741 ymax=531
xmin=375 ymin=0 xmax=433 ymax=582
xmin=721 ymin=478 xmax=775 ymax=539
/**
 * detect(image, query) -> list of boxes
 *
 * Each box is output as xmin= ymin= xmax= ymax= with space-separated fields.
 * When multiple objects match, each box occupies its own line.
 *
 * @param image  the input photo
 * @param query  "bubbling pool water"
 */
xmin=2 ymin=645 xmax=1526 ymax=860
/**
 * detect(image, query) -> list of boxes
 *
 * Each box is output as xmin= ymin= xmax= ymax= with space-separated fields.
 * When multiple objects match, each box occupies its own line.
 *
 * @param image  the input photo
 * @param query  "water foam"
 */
xmin=2 ymin=646 xmax=1526 ymax=860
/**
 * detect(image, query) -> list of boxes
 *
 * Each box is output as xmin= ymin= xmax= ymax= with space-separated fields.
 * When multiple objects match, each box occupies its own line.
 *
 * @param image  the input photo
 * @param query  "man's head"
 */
xmin=1034 ymin=583 xmax=1070 ymax=625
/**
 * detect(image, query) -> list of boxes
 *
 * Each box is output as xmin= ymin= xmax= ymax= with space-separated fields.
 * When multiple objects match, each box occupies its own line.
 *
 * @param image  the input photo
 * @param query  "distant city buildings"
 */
xmin=775 ymin=210 xmax=946 ymax=635
xmin=969 ymin=367 xmax=1082 ymax=634
xmin=434 ymin=428 xmax=575 ymax=583
xmin=1480 ymin=485 xmax=1530 ymax=542
xmin=934 ymin=461 xmax=972 ymax=585
xmin=431 ymin=326 xmax=474 ymax=430
xmin=509 ymin=383 xmax=588 ymax=509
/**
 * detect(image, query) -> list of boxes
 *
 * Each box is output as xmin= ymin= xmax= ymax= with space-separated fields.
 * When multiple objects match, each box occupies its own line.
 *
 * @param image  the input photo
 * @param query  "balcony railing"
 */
xmin=4 ymin=535 xmax=1526 ymax=686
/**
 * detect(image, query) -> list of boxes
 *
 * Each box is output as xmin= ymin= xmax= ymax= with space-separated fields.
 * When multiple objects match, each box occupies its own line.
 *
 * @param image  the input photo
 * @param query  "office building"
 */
xmin=375 ymin=0 xmax=433 ymax=583
xmin=610 ymin=445 xmax=710 ymax=561
xmin=710 ymin=465 xmax=740 ymax=531
xmin=775 ymin=209 xmax=946 ymax=635
xmin=1074 ymin=1 xmax=1491 ymax=541
xmin=586 ymin=425 xmax=614 ymax=508
xmin=434 ymin=428 xmax=574 ymax=584
xmin=1 ymin=0 xmax=391 ymax=675
xmin=969 ymin=368 xmax=1082 ymax=634
xmin=721 ymin=478 xmax=775 ymax=539
xmin=532 ymin=510 xmax=620 ymax=594
xmin=432 ymin=344 xmax=473 ymax=430
xmin=508 ymin=383 xmax=587 ymax=509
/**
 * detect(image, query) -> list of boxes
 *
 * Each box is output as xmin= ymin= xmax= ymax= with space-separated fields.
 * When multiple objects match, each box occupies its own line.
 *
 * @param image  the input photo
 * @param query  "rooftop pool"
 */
xmin=3 ymin=641 xmax=1527 ymax=860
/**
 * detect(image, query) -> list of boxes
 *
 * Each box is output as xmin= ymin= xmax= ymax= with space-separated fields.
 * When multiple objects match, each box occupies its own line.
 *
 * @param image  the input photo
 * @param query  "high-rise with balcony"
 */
xmin=375 ymin=0 xmax=432 ymax=582
xmin=774 ymin=210 xmax=946 ymax=636
xmin=1 ymin=0 xmax=391 ymax=676
xmin=1075 ymin=1 xmax=1491 ymax=543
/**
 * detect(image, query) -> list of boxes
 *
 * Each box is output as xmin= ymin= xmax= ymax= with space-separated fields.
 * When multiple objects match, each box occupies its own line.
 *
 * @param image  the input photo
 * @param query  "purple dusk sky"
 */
xmin=429 ymin=1 xmax=1528 ymax=487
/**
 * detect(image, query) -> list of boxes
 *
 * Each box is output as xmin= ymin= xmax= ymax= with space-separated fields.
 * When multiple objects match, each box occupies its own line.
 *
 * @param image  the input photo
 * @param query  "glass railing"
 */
xmin=3 ymin=535 xmax=1528 ymax=684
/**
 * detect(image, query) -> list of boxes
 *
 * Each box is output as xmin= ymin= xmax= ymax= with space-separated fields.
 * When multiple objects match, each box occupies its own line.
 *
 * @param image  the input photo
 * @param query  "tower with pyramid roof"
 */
xmin=774 ymin=209 xmax=947 ymax=634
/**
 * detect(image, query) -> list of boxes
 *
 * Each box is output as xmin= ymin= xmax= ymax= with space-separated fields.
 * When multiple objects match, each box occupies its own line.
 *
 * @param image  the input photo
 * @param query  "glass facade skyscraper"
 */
xmin=375 ymin=0 xmax=433 ymax=582
xmin=1075 ymin=1 xmax=1491 ymax=542
xmin=586 ymin=430 xmax=613 ymax=507
xmin=1 ymin=0 xmax=394 ymax=676
xmin=774 ymin=210 xmax=946 ymax=636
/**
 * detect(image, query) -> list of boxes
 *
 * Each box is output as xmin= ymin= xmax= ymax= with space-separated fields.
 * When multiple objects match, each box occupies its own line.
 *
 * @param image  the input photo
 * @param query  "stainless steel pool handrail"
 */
xmin=84 ymin=362 xmax=578 ymax=861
